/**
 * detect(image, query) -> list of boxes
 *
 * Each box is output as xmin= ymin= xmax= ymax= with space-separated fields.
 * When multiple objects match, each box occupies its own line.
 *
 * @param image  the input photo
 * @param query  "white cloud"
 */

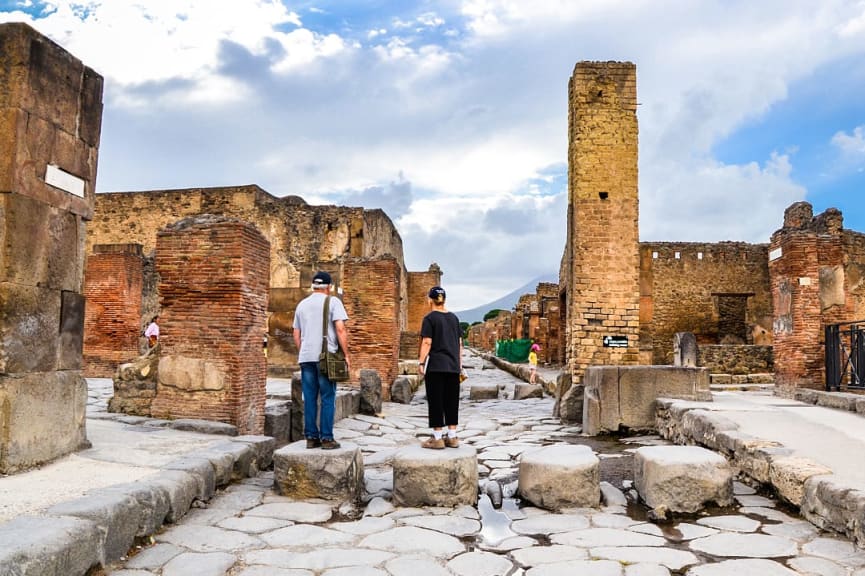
xmin=832 ymin=125 xmax=865 ymax=156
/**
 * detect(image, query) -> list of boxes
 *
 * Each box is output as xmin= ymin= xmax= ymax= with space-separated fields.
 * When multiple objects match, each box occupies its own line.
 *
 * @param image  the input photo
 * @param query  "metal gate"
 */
xmin=825 ymin=320 xmax=865 ymax=391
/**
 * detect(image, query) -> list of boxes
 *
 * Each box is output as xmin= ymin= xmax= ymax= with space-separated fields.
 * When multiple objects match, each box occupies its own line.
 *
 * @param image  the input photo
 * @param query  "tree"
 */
xmin=483 ymin=309 xmax=504 ymax=322
xmin=459 ymin=322 xmax=469 ymax=338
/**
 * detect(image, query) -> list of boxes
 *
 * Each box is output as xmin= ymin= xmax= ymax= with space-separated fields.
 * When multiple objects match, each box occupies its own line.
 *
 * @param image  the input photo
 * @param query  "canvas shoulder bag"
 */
xmin=318 ymin=295 xmax=350 ymax=382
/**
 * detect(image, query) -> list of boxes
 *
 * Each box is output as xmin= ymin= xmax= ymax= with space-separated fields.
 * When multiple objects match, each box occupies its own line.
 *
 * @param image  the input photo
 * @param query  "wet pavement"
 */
xmin=95 ymin=354 xmax=865 ymax=575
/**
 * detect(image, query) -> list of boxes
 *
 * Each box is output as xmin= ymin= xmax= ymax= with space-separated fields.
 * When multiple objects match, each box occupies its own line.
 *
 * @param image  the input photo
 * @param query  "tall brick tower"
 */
xmin=564 ymin=61 xmax=640 ymax=383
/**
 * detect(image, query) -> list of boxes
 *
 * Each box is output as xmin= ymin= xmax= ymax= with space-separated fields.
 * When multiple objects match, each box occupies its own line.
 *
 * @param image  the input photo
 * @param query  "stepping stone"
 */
xmin=392 ymin=445 xmax=478 ymax=507
xmin=273 ymin=440 xmax=364 ymax=503
xmin=634 ymin=446 xmax=732 ymax=514
xmin=514 ymin=383 xmax=543 ymax=400
xmin=470 ymin=383 xmax=499 ymax=400
xmin=518 ymin=444 xmax=600 ymax=510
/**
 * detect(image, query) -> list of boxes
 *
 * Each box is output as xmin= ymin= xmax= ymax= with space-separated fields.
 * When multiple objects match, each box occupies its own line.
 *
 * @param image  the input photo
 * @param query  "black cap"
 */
xmin=428 ymin=286 xmax=446 ymax=300
xmin=312 ymin=271 xmax=332 ymax=288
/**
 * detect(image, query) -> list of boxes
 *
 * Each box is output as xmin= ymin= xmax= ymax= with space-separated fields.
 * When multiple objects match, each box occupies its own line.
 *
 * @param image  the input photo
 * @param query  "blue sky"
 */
xmin=2 ymin=1 xmax=864 ymax=310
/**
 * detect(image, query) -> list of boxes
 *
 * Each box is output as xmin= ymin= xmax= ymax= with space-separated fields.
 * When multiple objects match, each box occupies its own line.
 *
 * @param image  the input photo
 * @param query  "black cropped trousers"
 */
xmin=425 ymin=371 xmax=460 ymax=428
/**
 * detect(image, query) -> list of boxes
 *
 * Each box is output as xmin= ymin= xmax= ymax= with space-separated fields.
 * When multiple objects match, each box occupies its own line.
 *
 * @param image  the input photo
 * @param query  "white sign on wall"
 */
xmin=769 ymin=247 xmax=783 ymax=261
xmin=45 ymin=164 xmax=85 ymax=198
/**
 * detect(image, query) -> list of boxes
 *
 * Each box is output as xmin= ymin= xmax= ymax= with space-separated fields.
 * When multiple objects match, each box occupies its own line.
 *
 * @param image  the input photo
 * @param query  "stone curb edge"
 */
xmin=479 ymin=352 xmax=558 ymax=396
xmin=0 ymin=435 xmax=275 ymax=576
xmin=791 ymin=388 xmax=865 ymax=417
xmin=655 ymin=398 xmax=865 ymax=548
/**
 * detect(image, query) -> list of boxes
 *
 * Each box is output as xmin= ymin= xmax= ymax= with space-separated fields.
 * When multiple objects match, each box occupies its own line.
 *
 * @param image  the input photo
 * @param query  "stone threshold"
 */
xmin=791 ymin=387 xmax=865 ymax=417
xmin=655 ymin=397 xmax=865 ymax=548
xmin=0 ymin=435 xmax=275 ymax=575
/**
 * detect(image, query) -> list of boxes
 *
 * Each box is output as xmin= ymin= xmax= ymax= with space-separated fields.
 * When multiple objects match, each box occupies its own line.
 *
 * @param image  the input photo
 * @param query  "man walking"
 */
xmin=293 ymin=271 xmax=351 ymax=449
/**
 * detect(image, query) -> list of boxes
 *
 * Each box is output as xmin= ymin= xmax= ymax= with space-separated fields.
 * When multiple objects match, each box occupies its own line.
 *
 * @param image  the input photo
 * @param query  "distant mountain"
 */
xmin=453 ymin=273 xmax=559 ymax=324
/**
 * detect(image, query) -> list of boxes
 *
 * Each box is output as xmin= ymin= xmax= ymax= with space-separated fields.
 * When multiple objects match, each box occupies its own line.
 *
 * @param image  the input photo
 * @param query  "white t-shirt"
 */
xmin=293 ymin=292 xmax=349 ymax=363
xmin=145 ymin=322 xmax=159 ymax=339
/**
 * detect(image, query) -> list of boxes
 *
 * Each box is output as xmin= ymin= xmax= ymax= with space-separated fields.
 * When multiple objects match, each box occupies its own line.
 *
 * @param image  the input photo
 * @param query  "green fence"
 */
xmin=495 ymin=339 xmax=533 ymax=363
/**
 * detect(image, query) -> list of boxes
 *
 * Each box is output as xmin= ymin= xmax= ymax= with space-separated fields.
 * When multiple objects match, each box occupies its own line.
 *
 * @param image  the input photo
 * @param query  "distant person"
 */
xmin=528 ymin=343 xmax=540 ymax=384
xmin=418 ymin=286 xmax=462 ymax=449
xmin=293 ymin=271 xmax=350 ymax=450
xmin=145 ymin=316 xmax=160 ymax=348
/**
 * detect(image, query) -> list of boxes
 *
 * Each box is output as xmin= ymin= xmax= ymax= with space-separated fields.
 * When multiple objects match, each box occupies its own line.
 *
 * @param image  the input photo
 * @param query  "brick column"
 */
xmin=83 ymin=244 xmax=145 ymax=376
xmin=343 ymin=257 xmax=401 ymax=398
xmin=564 ymin=61 xmax=640 ymax=384
xmin=0 ymin=24 xmax=103 ymax=473
xmin=150 ymin=215 xmax=270 ymax=434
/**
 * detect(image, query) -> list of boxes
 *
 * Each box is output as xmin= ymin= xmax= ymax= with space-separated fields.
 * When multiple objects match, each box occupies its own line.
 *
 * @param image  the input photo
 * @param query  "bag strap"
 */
xmin=321 ymin=295 xmax=331 ymax=355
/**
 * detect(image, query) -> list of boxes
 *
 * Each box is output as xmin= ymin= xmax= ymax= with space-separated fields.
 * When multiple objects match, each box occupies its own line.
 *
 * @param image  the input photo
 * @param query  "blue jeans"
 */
xmin=300 ymin=361 xmax=336 ymax=441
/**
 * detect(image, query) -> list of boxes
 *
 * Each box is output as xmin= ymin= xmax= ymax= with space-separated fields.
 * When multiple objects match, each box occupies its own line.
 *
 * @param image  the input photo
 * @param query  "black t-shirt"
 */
xmin=420 ymin=310 xmax=461 ymax=374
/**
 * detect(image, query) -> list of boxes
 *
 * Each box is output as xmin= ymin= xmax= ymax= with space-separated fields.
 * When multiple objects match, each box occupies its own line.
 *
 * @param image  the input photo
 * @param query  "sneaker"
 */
xmin=321 ymin=439 xmax=341 ymax=450
xmin=306 ymin=438 xmax=321 ymax=449
xmin=421 ymin=437 xmax=445 ymax=450
xmin=445 ymin=436 xmax=460 ymax=448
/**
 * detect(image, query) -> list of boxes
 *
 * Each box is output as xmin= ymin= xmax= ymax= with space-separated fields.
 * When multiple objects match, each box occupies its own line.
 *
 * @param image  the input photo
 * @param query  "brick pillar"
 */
xmin=343 ymin=257 xmax=401 ymax=399
xmin=83 ymin=244 xmax=145 ymax=376
xmin=769 ymin=202 xmax=848 ymax=390
xmin=564 ymin=61 xmax=640 ymax=384
xmin=0 ymin=24 xmax=103 ymax=473
xmin=150 ymin=216 xmax=270 ymax=434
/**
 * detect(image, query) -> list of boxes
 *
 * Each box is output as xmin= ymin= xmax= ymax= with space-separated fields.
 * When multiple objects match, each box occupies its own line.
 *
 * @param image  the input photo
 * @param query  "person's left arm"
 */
xmin=335 ymin=319 xmax=350 ymax=371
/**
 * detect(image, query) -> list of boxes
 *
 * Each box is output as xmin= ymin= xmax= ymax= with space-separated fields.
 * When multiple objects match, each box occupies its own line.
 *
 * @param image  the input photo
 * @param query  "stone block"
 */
xmin=518 ymin=444 xmax=600 ymax=510
xmin=0 ymin=515 xmax=102 ymax=576
xmin=0 ymin=371 xmax=88 ymax=474
xmin=265 ymin=401 xmax=291 ymax=446
xmin=231 ymin=435 xmax=275 ymax=471
xmin=815 ymin=391 xmax=859 ymax=412
xmin=398 ymin=360 xmax=419 ymax=375
xmin=359 ymin=368 xmax=382 ymax=415
xmin=162 ymin=457 xmax=216 ymax=501
xmin=801 ymin=474 xmax=865 ymax=546
xmin=140 ymin=470 xmax=200 ymax=523
xmin=98 ymin=481 xmax=171 ymax=538
xmin=0 ymin=282 xmax=61 ymax=373
xmin=513 ymin=383 xmax=543 ymax=400
xmin=634 ymin=445 xmax=733 ymax=514
xmin=768 ymin=456 xmax=832 ymax=507
xmin=469 ymin=383 xmax=498 ymax=400
xmin=392 ymin=444 xmax=478 ymax=507
xmin=390 ymin=376 xmax=414 ymax=404
xmin=747 ymin=373 xmax=774 ymax=384
xmin=710 ymin=373 xmax=732 ymax=384
xmin=274 ymin=440 xmax=364 ymax=503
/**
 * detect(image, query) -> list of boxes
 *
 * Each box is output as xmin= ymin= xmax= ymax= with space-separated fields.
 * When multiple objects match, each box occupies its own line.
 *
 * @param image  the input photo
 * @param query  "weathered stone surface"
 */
xmin=0 ymin=516 xmax=102 ymax=576
xmin=123 ymin=543 xmax=183 ymax=570
xmin=511 ymin=514 xmax=590 ymax=535
xmin=514 ymin=383 xmax=543 ymax=400
xmin=140 ymin=470 xmax=200 ymax=523
xmin=109 ymin=349 xmax=159 ymax=416
xmin=245 ymin=501 xmax=333 ymax=523
xmin=245 ymin=547 xmax=395 ymax=571
xmin=169 ymin=419 xmax=238 ymax=436
xmin=558 ymin=381 xmax=583 ymax=424
xmin=525 ymin=560 xmax=624 ymax=575
xmin=392 ymin=445 xmax=478 ymax=507
xmin=519 ymin=445 xmax=600 ymax=510
xmin=592 ymin=547 xmax=699 ymax=571
xmin=359 ymin=369 xmax=382 ymax=415
xmin=684 ymin=558 xmax=798 ymax=575
xmin=470 ymin=383 xmax=499 ymax=400
xmin=551 ymin=528 xmax=666 ymax=548
xmin=161 ymin=551 xmax=236 ymax=576
xmin=265 ymin=401 xmax=291 ymax=446
xmin=634 ymin=446 xmax=733 ymax=514
xmin=688 ymin=533 xmax=798 ymax=558
xmin=800 ymin=475 xmax=865 ymax=546
xmin=273 ymin=440 xmax=364 ymax=503
xmin=231 ymin=435 xmax=275 ymax=470
xmin=163 ymin=457 xmax=217 ymax=501
xmin=768 ymin=456 xmax=832 ymax=507
xmin=399 ymin=514 xmax=480 ymax=538
xmin=695 ymin=516 xmax=759 ymax=533
xmin=359 ymin=526 xmax=464 ymax=559
xmin=447 ymin=550 xmax=514 ymax=576
xmin=0 ymin=371 xmax=88 ymax=474
xmin=390 ymin=376 xmax=414 ymax=404
xmin=98 ymin=480 xmax=171 ymax=537
xmin=156 ymin=524 xmax=264 ymax=553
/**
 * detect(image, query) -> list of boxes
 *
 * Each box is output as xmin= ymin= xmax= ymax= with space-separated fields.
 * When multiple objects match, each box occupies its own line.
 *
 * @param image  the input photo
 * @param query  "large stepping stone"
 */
xmin=273 ymin=441 xmax=364 ymax=503
xmin=518 ymin=444 xmax=600 ymax=510
xmin=634 ymin=445 xmax=732 ymax=514
xmin=470 ymin=383 xmax=499 ymax=400
xmin=392 ymin=445 xmax=478 ymax=507
xmin=513 ymin=383 xmax=543 ymax=400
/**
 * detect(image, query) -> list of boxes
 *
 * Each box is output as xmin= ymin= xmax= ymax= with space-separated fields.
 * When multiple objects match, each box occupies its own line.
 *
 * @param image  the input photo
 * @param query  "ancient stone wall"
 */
xmin=83 ymin=244 xmax=145 ymax=376
xmin=0 ymin=23 xmax=102 ymax=473
xmin=404 ymin=263 xmax=442 ymax=358
xmin=639 ymin=242 xmax=773 ymax=365
xmin=343 ymin=257 xmax=401 ymax=398
xmin=698 ymin=345 xmax=774 ymax=375
xmin=149 ymin=216 xmax=269 ymax=434
xmin=562 ymin=61 xmax=640 ymax=383
xmin=88 ymin=186 xmax=409 ymax=374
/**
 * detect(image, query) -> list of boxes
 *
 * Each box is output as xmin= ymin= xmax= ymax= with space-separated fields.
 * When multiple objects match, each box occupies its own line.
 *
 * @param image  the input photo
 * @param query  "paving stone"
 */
xmin=216 ymin=515 xmax=292 ymax=534
xmin=738 ymin=506 xmax=793 ymax=522
xmin=320 ymin=567 xmax=386 ymax=576
xmin=124 ymin=543 xmax=184 ymax=570
xmin=331 ymin=516 xmax=394 ymax=535
xmin=259 ymin=524 xmax=356 ymax=548
xmin=801 ymin=537 xmax=865 ymax=567
xmin=524 ymin=559 xmax=624 ymax=575
xmin=511 ymin=513 xmax=590 ymax=535
xmin=160 ymin=552 xmax=236 ymax=576
xmin=733 ymin=481 xmax=757 ymax=495
xmin=245 ymin=501 xmax=333 ymax=523
xmin=760 ymin=520 xmax=819 ymax=542
xmin=787 ymin=555 xmax=849 ymax=576
xmin=178 ymin=506 xmax=237 ymax=526
xmin=734 ymin=494 xmax=775 ymax=507
xmin=392 ymin=445 xmax=478 ymax=507
xmin=156 ymin=524 xmax=264 ymax=553
xmin=398 ymin=514 xmax=481 ymax=537
xmin=684 ymin=558 xmax=799 ymax=575
xmin=207 ymin=486 xmax=264 ymax=511
xmin=359 ymin=526 xmax=465 ymax=558
xmin=108 ymin=571 xmax=154 ymax=576
xmin=519 ymin=444 xmax=600 ymax=510
xmin=624 ymin=564 xmax=671 ymax=576
xmin=688 ymin=533 xmax=797 ymax=558
xmin=510 ymin=544 xmax=588 ymax=566
xmin=663 ymin=522 xmax=719 ymax=541
xmin=234 ymin=568 xmax=312 ymax=576
xmin=447 ymin=550 xmax=514 ymax=576
xmin=696 ymin=515 xmax=760 ymax=532
xmin=243 ymin=547 xmax=395 ymax=571
xmin=600 ymin=482 xmax=628 ymax=507
xmin=385 ymin=554 xmax=454 ymax=576
xmin=551 ymin=528 xmax=666 ymax=548
xmin=591 ymin=512 xmax=641 ymax=528
xmin=590 ymin=546 xmax=699 ymax=571
xmin=363 ymin=496 xmax=395 ymax=517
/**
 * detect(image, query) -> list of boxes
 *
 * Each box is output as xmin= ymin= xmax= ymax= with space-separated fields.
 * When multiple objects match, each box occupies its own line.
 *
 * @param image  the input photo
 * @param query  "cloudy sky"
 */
xmin=3 ymin=1 xmax=864 ymax=311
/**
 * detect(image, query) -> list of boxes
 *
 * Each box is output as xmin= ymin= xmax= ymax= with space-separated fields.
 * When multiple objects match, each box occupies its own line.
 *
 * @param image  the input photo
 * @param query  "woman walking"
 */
xmin=418 ymin=286 xmax=463 ymax=449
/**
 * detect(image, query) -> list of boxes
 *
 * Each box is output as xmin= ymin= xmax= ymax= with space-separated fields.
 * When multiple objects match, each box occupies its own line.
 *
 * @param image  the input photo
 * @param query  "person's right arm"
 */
xmin=418 ymin=337 xmax=432 ymax=376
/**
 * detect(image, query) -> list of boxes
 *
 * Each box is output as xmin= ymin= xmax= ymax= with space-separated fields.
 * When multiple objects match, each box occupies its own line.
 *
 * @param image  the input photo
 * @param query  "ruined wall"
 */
xmin=769 ymin=203 xmax=852 ymax=390
xmin=844 ymin=230 xmax=865 ymax=319
xmin=88 ymin=186 xmax=408 ymax=373
xmin=698 ymin=345 xmax=774 ymax=375
xmin=150 ymin=216 xmax=269 ymax=434
xmin=562 ymin=61 xmax=640 ymax=383
xmin=639 ymin=242 xmax=772 ymax=365
xmin=83 ymin=244 xmax=144 ymax=376
xmin=403 ymin=263 xmax=442 ymax=359
xmin=343 ymin=257 xmax=401 ymax=398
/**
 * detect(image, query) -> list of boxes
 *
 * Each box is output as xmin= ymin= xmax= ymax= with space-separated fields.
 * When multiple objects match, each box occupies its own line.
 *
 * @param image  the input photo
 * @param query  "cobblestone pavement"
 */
xmin=105 ymin=353 xmax=865 ymax=576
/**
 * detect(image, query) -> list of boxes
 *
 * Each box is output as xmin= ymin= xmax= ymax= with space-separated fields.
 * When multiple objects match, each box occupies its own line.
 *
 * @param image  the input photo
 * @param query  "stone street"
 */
xmin=100 ymin=351 xmax=865 ymax=576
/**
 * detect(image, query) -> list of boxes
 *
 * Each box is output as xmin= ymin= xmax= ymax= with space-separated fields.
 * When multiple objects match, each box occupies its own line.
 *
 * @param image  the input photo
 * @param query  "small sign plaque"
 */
xmin=603 ymin=335 xmax=628 ymax=348
xmin=45 ymin=164 xmax=85 ymax=198
xmin=769 ymin=247 xmax=782 ymax=261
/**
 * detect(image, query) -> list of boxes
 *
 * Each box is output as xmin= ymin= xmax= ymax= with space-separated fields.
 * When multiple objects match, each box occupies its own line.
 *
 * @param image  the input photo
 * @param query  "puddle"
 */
xmin=477 ymin=494 xmax=521 ymax=545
